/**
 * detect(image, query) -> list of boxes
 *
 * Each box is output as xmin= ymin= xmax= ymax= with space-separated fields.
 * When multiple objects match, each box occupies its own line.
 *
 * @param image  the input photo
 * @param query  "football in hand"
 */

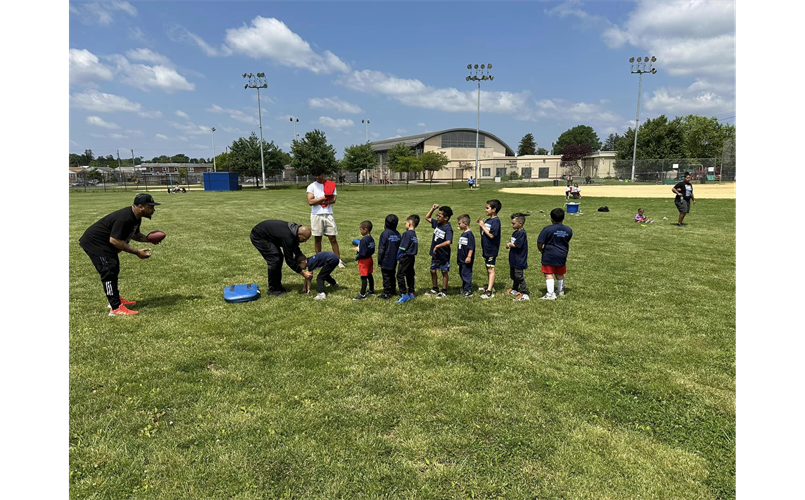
xmin=147 ymin=231 xmax=166 ymax=244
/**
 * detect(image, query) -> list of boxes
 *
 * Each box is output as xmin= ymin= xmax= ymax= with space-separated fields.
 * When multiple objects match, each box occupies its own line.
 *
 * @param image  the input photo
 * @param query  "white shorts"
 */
xmin=311 ymin=213 xmax=338 ymax=236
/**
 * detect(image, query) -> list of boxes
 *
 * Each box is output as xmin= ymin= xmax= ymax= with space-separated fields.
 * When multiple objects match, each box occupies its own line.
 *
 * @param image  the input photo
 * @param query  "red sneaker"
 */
xmin=109 ymin=304 xmax=138 ymax=316
xmin=119 ymin=297 xmax=136 ymax=306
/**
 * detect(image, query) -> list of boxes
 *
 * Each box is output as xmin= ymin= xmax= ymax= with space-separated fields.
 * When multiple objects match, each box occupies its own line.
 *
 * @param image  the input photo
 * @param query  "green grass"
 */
xmin=70 ymin=186 xmax=735 ymax=499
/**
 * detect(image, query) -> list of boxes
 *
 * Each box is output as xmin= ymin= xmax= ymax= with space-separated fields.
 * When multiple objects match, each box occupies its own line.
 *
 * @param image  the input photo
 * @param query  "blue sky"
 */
xmin=68 ymin=0 xmax=736 ymax=161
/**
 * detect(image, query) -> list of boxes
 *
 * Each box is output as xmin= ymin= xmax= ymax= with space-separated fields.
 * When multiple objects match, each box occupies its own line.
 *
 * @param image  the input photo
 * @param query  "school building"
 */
xmin=369 ymin=128 xmax=617 ymax=182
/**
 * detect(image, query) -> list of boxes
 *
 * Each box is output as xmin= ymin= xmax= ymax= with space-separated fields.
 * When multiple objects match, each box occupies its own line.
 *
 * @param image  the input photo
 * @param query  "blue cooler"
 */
xmin=566 ymin=202 xmax=580 ymax=214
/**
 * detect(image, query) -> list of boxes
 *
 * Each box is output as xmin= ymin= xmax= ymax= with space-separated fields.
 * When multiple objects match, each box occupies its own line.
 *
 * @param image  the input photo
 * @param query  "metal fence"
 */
xmin=610 ymin=158 xmax=733 ymax=184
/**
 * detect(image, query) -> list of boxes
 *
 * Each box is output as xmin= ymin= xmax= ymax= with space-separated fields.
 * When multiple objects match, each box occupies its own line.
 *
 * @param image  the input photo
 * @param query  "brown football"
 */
xmin=147 ymin=231 xmax=166 ymax=244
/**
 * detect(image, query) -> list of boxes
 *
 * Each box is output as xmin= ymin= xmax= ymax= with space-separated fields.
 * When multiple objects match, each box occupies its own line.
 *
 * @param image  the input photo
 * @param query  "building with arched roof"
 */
xmin=367 ymin=128 xmax=616 ymax=183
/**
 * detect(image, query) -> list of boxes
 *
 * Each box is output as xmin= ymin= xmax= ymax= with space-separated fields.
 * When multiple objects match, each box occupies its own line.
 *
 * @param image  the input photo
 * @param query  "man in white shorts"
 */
xmin=307 ymin=171 xmax=345 ymax=268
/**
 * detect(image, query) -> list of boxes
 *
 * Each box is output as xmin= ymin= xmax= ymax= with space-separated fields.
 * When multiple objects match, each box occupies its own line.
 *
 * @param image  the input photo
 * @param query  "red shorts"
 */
xmin=541 ymin=264 xmax=567 ymax=275
xmin=358 ymin=258 xmax=374 ymax=276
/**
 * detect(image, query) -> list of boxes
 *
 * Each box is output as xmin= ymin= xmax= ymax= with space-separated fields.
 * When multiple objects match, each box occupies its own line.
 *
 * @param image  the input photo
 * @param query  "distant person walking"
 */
xmin=468 ymin=176 xmax=475 ymax=189
xmin=672 ymin=172 xmax=696 ymax=226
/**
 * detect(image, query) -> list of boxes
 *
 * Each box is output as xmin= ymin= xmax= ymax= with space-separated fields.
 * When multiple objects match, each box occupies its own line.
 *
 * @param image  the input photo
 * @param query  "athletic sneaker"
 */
xmin=109 ymin=304 xmax=138 ymax=316
xmin=425 ymin=287 xmax=439 ymax=295
xmin=314 ymin=292 xmax=327 ymax=300
xmin=338 ymin=260 xmax=346 ymax=268
xmin=478 ymin=286 xmax=489 ymax=292
xmin=540 ymin=292 xmax=557 ymax=300
xmin=480 ymin=290 xmax=495 ymax=299
xmin=353 ymin=294 xmax=367 ymax=301
xmin=435 ymin=292 xmax=447 ymax=299
xmin=366 ymin=290 xmax=376 ymax=295
xmin=513 ymin=293 xmax=530 ymax=301
xmin=377 ymin=293 xmax=392 ymax=300
xmin=557 ymin=290 xmax=565 ymax=297
xmin=396 ymin=294 xmax=410 ymax=304
xmin=325 ymin=281 xmax=341 ymax=288
xmin=407 ymin=293 xmax=415 ymax=300
xmin=107 ymin=297 xmax=136 ymax=308
xmin=462 ymin=291 xmax=473 ymax=297
xmin=505 ymin=288 xmax=518 ymax=296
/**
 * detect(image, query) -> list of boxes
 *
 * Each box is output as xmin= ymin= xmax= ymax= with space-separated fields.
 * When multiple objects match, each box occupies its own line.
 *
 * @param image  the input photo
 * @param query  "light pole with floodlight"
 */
xmin=290 ymin=117 xmax=299 ymax=144
xmin=244 ymin=72 xmax=268 ymax=189
xmin=629 ymin=56 xmax=657 ymax=181
xmin=211 ymin=127 xmax=217 ymax=172
xmin=361 ymin=119 xmax=370 ymax=143
xmin=466 ymin=63 xmax=493 ymax=188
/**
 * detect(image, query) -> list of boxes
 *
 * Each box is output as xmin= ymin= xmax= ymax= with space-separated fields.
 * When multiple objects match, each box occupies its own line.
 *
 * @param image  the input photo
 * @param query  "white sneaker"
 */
xmin=514 ymin=293 xmax=530 ymax=301
xmin=338 ymin=260 xmax=346 ymax=268
xmin=314 ymin=292 xmax=327 ymax=300
xmin=478 ymin=287 xmax=488 ymax=292
xmin=557 ymin=290 xmax=565 ymax=297
xmin=540 ymin=292 xmax=557 ymax=300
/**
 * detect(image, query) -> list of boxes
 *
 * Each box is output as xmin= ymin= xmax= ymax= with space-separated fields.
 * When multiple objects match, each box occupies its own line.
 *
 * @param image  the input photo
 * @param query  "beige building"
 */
xmin=369 ymin=128 xmax=617 ymax=182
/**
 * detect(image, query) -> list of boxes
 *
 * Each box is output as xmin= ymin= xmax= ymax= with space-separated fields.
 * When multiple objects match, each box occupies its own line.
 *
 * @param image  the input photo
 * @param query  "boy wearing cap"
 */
xmin=78 ymin=194 xmax=160 ymax=316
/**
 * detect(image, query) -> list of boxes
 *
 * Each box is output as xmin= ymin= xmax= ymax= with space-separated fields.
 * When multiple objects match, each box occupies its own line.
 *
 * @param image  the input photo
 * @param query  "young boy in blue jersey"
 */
xmin=505 ymin=212 xmax=530 ymax=301
xmin=297 ymin=251 xmax=340 ymax=300
xmin=396 ymin=214 xmax=420 ymax=304
xmin=537 ymin=208 xmax=573 ymax=300
xmin=353 ymin=220 xmax=376 ymax=300
xmin=425 ymin=203 xmax=453 ymax=298
xmin=376 ymin=214 xmax=401 ymax=299
xmin=477 ymin=199 xmax=502 ymax=299
xmin=456 ymin=214 xmax=476 ymax=297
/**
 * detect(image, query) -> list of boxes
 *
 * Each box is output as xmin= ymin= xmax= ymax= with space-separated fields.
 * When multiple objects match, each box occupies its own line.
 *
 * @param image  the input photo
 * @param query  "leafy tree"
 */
xmin=171 ymin=153 xmax=190 ymax=163
xmin=213 ymin=152 xmax=231 ymax=172
xmin=536 ymin=147 xmax=549 ymax=155
xmin=386 ymin=142 xmax=415 ymax=170
xmin=679 ymin=115 xmax=735 ymax=160
xmin=80 ymin=149 xmax=94 ymax=165
xmin=561 ymin=143 xmax=593 ymax=178
xmin=230 ymin=133 xmax=287 ymax=181
xmin=554 ymin=125 xmax=601 ymax=155
xmin=290 ymin=129 xmax=338 ymax=176
xmin=341 ymin=142 xmax=378 ymax=174
xmin=189 ymin=158 xmax=199 ymax=164
xmin=390 ymin=156 xmax=422 ymax=185
xmin=178 ymin=167 xmax=189 ymax=183
xmin=458 ymin=161 xmax=475 ymax=179
xmin=419 ymin=151 xmax=450 ymax=182
xmin=87 ymin=168 xmax=103 ymax=181
xmin=69 ymin=154 xmax=80 ymax=168
xmin=517 ymin=133 xmax=537 ymax=156
xmin=615 ymin=115 xmax=685 ymax=177
xmin=602 ymin=133 xmax=620 ymax=151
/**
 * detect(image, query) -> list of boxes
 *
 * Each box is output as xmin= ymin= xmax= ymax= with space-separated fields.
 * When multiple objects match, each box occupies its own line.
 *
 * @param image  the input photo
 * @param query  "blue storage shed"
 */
xmin=203 ymin=172 xmax=239 ymax=191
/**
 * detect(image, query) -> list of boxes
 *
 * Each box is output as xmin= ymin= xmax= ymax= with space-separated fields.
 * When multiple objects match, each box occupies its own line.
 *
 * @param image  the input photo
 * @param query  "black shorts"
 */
xmin=675 ymin=198 xmax=690 ymax=214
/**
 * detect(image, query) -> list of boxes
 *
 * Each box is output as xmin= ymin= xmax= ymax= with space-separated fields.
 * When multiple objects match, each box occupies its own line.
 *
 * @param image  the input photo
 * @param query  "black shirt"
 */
xmin=673 ymin=181 xmax=694 ymax=201
xmin=79 ymin=207 xmax=142 ymax=257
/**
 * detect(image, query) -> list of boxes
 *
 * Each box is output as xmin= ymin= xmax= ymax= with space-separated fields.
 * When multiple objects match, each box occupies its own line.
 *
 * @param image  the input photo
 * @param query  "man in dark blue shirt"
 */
xmin=477 ymin=199 xmax=502 ymax=298
xmin=298 ymin=251 xmax=340 ymax=300
xmin=425 ymin=203 xmax=453 ymax=298
xmin=396 ymin=214 xmax=420 ymax=303
xmin=537 ymin=208 xmax=573 ymax=300
xmin=376 ymin=214 xmax=401 ymax=299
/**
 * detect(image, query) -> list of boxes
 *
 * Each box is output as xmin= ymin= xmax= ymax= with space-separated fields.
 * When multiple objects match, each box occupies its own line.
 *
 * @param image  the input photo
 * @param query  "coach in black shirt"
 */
xmin=79 ymin=193 xmax=160 ymax=315
xmin=250 ymin=220 xmax=313 ymax=296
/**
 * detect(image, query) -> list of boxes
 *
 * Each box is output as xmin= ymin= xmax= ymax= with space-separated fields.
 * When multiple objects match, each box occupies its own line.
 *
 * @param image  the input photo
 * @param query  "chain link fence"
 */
xmin=609 ymin=158 xmax=730 ymax=184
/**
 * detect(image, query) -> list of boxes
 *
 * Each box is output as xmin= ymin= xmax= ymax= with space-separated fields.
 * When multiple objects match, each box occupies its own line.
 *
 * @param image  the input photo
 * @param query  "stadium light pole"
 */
xmin=629 ymin=56 xmax=657 ymax=181
xmin=466 ymin=63 xmax=493 ymax=188
xmin=361 ymin=119 xmax=370 ymax=143
xmin=211 ymin=127 xmax=217 ymax=172
xmin=290 ymin=116 xmax=299 ymax=144
xmin=244 ymin=72 xmax=268 ymax=189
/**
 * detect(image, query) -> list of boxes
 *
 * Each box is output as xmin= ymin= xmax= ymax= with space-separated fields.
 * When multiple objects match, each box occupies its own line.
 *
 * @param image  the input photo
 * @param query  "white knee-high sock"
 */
xmin=546 ymin=279 xmax=555 ymax=294
xmin=557 ymin=280 xmax=564 ymax=293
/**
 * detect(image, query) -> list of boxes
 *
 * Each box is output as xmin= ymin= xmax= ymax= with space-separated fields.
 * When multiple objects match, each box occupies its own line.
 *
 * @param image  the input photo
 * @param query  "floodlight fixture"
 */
xmin=651 ymin=56 xmax=656 ymax=62
xmin=474 ymin=64 xmax=478 ymax=69
xmin=652 ymin=68 xmax=657 ymax=74
xmin=629 ymin=57 xmax=635 ymax=63
xmin=488 ymin=64 xmax=492 ymax=69
xmin=628 ymin=57 xmax=658 ymax=181
xmin=637 ymin=57 xmax=642 ymax=62
xmin=463 ymin=63 xmax=494 ymax=188
xmin=467 ymin=64 xmax=472 ymax=69
xmin=481 ymin=64 xmax=485 ymax=69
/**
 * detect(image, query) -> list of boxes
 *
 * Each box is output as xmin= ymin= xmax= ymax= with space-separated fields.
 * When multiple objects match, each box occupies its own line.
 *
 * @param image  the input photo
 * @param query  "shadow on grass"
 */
xmin=140 ymin=294 xmax=204 ymax=308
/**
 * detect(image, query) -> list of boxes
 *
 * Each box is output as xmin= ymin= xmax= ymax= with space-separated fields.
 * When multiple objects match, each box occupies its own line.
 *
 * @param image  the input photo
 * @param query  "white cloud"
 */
xmin=371 ymin=132 xmax=380 ymax=138
xmin=86 ymin=116 xmax=120 ymax=129
xmin=224 ymin=16 xmax=350 ymax=74
xmin=167 ymin=25 xmax=222 ymax=56
xmin=109 ymin=133 xmax=128 ymax=139
xmin=337 ymin=69 xmax=531 ymax=114
xmin=175 ymin=110 xmax=190 ymax=119
xmin=417 ymin=122 xmax=426 ymax=127
xmin=125 ymin=48 xmax=174 ymax=68
xmin=155 ymin=134 xmax=170 ymax=140
xmin=128 ymin=27 xmax=153 ymax=46
xmin=318 ymin=117 xmax=354 ymax=129
xmin=106 ymin=53 xmax=194 ymax=93
xmin=600 ymin=0 xmax=735 ymax=79
xmin=222 ymin=126 xmax=248 ymax=134
xmin=138 ymin=110 xmax=163 ymax=119
xmin=168 ymin=121 xmax=211 ymax=135
xmin=125 ymin=129 xmax=143 ymax=136
xmin=644 ymin=79 xmax=735 ymax=116
xmin=207 ymin=104 xmax=259 ymax=125
xmin=71 ymin=90 xmax=141 ymax=113
xmin=70 ymin=1 xmax=137 ymax=25
xmin=397 ymin=129 xmax=407 ymax=135
xmin=534 ymin=98 xmax=623 ymax=124
xmin=69 ymin=49 xmax=114 ymax=85
xmin=308 ymin=96 xmax=363 ymax=114
xmin=545 ymin=0 xmax=613 ymax=29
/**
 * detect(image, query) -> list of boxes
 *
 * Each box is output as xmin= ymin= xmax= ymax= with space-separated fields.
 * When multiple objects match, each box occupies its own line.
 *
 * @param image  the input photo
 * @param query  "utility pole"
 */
xmin=629 ymin=56 xmax=657 ymax=181
xmin=244 ymin=73 xmax=268 ymax=188
xmin=211 ymin=127 xmax=217 ymax=172
xmin=466 ymin=63 xmax=493 ymax=188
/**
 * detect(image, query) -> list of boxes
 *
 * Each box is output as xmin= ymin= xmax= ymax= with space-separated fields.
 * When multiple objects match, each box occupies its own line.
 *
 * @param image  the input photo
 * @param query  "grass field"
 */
xmin=70 ymin=185 xmax=735 ymax=499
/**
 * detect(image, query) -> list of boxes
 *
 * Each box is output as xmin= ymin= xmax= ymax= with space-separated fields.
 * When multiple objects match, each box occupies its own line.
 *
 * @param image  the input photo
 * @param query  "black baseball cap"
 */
xmin=133 ymin=193 xmax=161 ymax=206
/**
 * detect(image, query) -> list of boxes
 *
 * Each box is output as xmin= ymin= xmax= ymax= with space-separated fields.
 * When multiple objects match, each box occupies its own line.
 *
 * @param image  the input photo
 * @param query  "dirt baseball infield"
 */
xmin=500 ymin=183 xmax=736 ymax=199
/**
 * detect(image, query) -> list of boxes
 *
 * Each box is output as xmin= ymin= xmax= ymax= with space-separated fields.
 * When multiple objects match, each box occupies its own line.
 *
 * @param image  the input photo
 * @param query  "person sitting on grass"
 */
xmin=634 ymin=208 xmax=655 ymax=224
xmin=297 ymin=252 xmax=340 ymax=300
xmin=570 ymin=184 xmax=581 ymax=199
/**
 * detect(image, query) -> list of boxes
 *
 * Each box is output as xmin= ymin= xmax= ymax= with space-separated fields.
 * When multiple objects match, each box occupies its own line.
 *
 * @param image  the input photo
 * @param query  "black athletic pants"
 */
xmin=510 ymin=267 xmax=529 ymax=294
xmin=381 ymin=267 xmax=396 ymax=295
xmin=250 ymin=231 xmax=287 ymax=293
xmin=396 ymin=256 xmax=415 ymax=295
xmin=85 ymin=250 xmax=121 ymax=309
xmin=458 ymin=263 xmax=473 ymax=293
xmin=316 ymin=263 xmax=338 ymax=293
xmin=360 ymin=274 xmax=375 ymax=295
